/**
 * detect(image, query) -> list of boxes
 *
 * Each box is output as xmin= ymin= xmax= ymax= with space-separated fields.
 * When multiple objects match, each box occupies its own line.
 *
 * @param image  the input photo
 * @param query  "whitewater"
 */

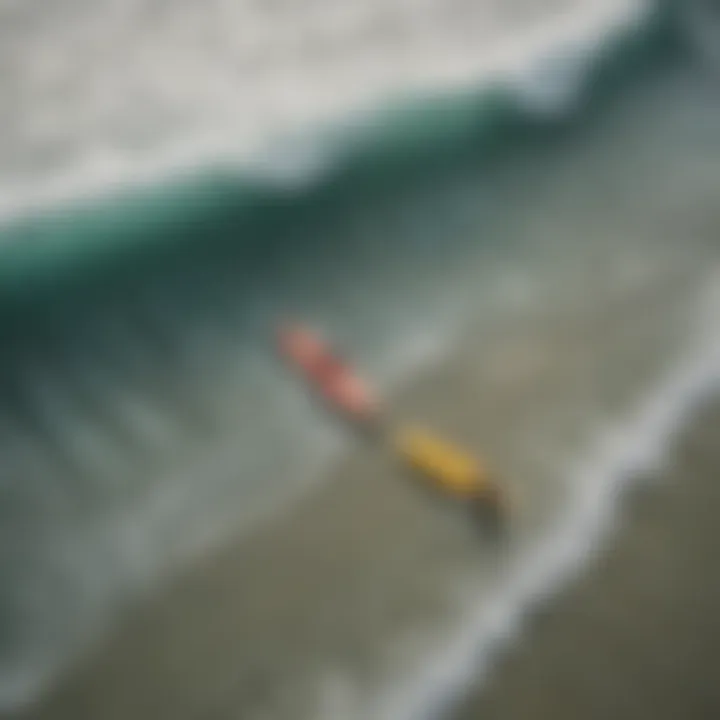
xmin=0 ymin=0 xmax=647 ymax=223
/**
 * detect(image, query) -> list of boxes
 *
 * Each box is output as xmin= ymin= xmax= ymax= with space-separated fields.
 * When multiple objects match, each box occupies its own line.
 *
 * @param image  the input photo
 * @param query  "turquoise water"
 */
xmin=2 ymin=3 xmax=720 ymax=717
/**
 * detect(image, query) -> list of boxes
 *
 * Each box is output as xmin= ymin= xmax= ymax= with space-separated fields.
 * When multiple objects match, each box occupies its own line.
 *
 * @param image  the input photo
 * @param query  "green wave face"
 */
xmin=0 ymin=1 xmax=679 ymax=307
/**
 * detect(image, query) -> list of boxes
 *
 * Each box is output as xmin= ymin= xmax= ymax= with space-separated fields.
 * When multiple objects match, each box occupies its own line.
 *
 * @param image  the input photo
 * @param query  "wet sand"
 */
xmin=9 ymin=249 xmax=719 ymax=720
xmin=452 ymin=395 xmax=720 ymax=720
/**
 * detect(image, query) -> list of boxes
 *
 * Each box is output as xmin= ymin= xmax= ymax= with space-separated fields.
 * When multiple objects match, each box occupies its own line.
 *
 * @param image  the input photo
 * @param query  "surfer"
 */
xmin=277 ymin=323 xmax=381 ymax=430
xmin=277 ymin=322 xmax=507 ymax=525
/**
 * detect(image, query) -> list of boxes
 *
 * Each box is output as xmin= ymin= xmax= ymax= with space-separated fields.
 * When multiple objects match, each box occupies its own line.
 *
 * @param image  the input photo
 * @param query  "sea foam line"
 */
xmin=367 ymin=276 xmax=720 ymax=720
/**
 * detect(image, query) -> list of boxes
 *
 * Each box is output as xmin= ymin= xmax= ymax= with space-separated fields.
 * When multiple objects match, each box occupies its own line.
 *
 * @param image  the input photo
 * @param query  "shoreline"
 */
xmin=451 ymin=394 xmax=720 ymax=719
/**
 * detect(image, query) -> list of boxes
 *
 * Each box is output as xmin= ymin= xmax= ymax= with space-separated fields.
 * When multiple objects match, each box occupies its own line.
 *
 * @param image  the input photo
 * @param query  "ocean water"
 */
xmin=0 ymin=0 xmax=646 ymax=225
xmin=1 ymin=0 xmax=720 ymax=717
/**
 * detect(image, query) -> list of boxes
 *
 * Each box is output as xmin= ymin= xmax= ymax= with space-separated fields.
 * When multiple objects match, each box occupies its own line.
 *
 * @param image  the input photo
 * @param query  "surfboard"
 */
xmin=391 ymin=424 xmax=504 ymax=510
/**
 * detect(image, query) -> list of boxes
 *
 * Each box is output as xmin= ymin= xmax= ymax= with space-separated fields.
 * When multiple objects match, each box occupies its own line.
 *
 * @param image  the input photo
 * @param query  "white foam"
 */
xmin=0 ymin=0 xmax=652 ymax=227
xmin=369 ymin=276 xmax=720 ymax=720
